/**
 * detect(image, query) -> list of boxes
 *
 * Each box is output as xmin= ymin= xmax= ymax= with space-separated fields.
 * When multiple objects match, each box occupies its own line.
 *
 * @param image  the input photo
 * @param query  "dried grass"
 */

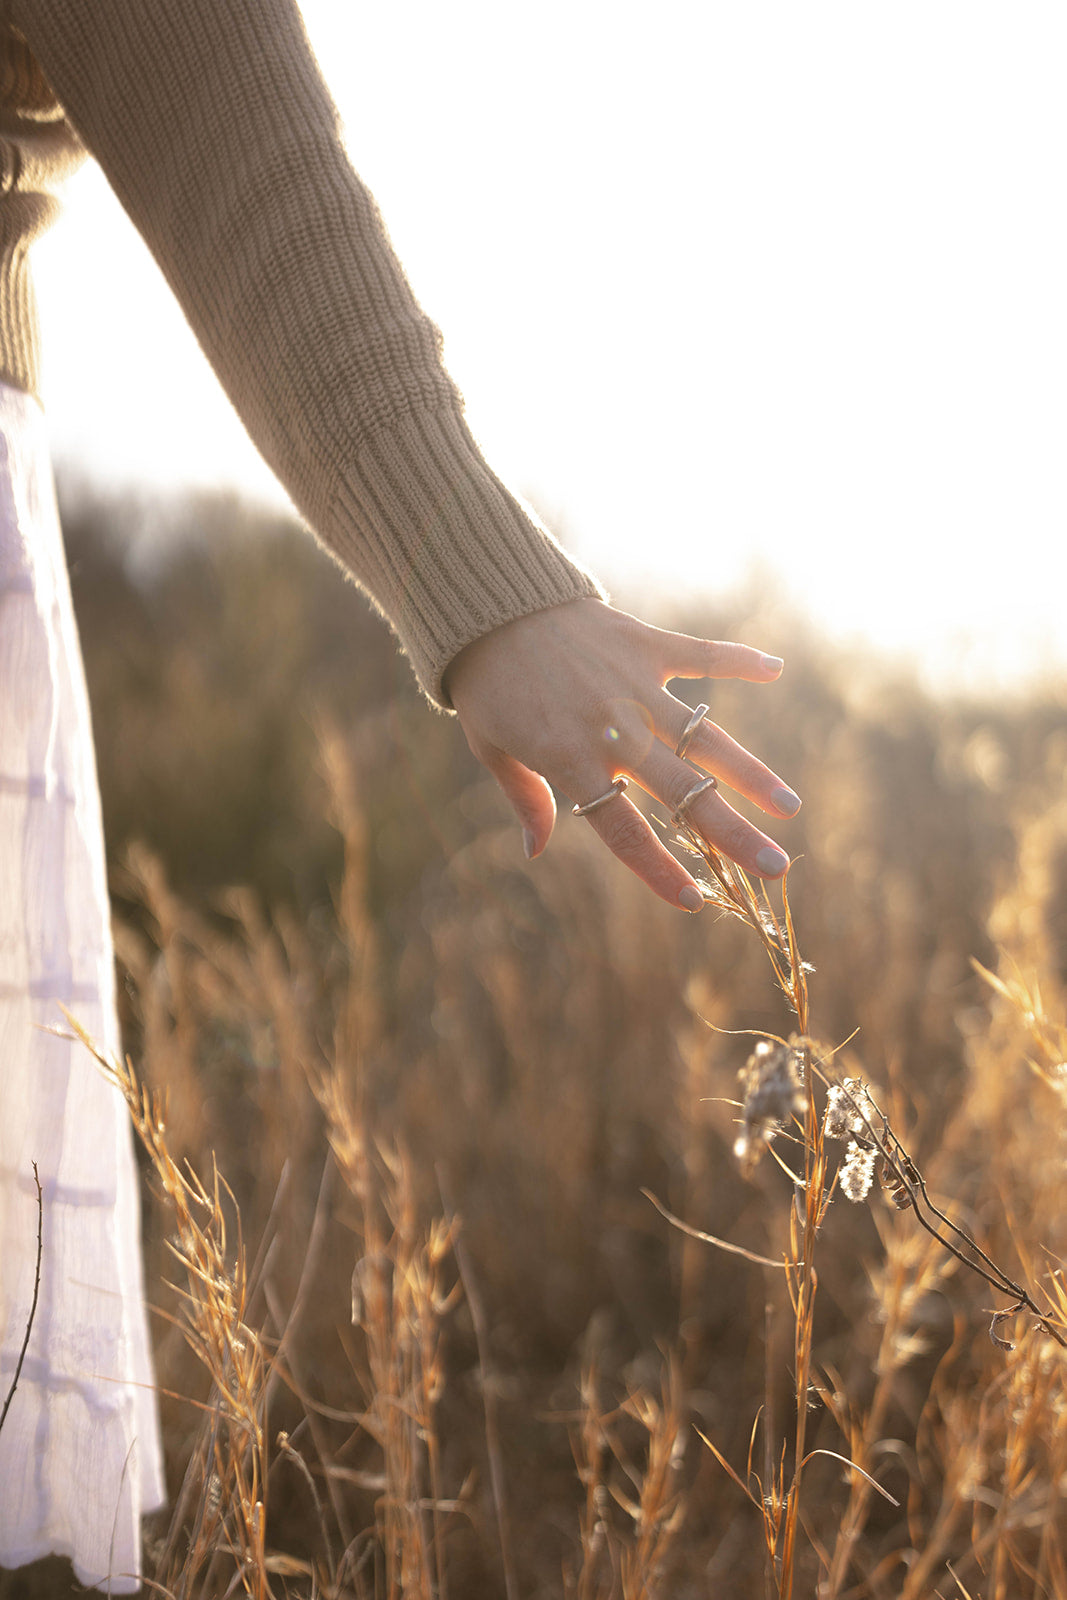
xmin=24 ymin=493 xmax=1066 ymax=1597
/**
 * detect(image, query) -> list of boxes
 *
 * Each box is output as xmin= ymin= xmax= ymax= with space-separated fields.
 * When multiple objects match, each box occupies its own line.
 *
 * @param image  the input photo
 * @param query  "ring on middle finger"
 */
xmin=573 ymin=776 xmax=629 ymax=817
xmin=675 ymin=703 xmax=710 ymax=761
xmin=671 ymin=773 xmax=718 ymax=825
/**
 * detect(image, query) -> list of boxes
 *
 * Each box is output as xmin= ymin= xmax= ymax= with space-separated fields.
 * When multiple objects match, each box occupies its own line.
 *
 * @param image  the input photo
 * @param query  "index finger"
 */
xmin=644 ymin=624 xmax=785 ymax=684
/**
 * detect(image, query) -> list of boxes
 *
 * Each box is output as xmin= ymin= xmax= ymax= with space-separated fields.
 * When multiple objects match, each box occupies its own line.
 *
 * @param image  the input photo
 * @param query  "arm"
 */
xmin=12 ymin=0 xmax=602 ymax=698
xmin=13 ymin=0 xmax=798 ymax=904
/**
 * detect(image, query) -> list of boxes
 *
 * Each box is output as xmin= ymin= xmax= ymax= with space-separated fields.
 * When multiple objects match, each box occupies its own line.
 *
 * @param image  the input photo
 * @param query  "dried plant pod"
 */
xmin=879 ymin=1153 xmax=919 ymax=1210
xmin=989 ymin=1304 xmax=1022 ymax=1352
xmin=734 ymin=1036 xmax=807 ymax=1171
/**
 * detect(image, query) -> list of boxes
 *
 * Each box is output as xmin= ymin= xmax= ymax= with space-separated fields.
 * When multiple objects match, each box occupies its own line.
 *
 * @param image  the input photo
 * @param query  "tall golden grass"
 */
xmin=16 ymin=487 xmax=1066 ymax=1596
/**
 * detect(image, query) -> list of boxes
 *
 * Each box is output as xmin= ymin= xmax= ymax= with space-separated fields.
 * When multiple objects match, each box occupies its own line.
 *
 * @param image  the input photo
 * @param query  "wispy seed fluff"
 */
xmin=823 ymin=1079 xmax=871 ymax=1142
xmin=839 ymin=1140 xmax=877 ymax=1203
xmin=734 ymin=1038 xmax=806 ymax=1171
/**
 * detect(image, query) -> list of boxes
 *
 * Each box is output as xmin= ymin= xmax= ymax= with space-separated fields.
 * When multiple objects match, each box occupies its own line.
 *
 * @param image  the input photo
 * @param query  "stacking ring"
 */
xmin=671 ymin=773 xmax=718 ymax=825
xmin=573 ymin=777 xmax=629 ymax=817
xmin=675 ymin=703 xmax=710 ymax=761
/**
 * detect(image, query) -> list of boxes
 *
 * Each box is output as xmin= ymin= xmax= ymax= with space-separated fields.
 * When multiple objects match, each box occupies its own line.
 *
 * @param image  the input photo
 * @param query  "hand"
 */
xmin=444 ymin=597 xmax=801 ymax=913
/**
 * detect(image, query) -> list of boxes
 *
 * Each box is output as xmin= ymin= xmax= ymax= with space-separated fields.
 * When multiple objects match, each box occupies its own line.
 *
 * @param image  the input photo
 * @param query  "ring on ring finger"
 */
xmin=671 ymin=773 xmax=718 ymax=826
xmin=573 ymin=777 xmax=629 ymax=817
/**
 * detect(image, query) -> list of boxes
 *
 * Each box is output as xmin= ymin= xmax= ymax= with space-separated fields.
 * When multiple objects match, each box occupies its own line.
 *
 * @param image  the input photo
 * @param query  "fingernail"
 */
xmin=761 ymin=654 xmax=784 ymax=674
xmin=771 ymin=786 xmax=802 ymax=817
xmin=756 ymin=846 xmax=790 ymax=877
xmin=678 ymin=884 xmax=705 ymax=913
xmin=522 ymin=829 xmax=536 ymax=860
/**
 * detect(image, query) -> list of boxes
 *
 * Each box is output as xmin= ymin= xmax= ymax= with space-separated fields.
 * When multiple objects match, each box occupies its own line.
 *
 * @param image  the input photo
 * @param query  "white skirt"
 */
xmin=0 ymin=383 xmax=165 ymax=1590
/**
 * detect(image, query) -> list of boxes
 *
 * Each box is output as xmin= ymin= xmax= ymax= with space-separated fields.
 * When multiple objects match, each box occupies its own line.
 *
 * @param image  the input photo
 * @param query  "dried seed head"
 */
xmin=839 ymin=1140 xmax=876 ymax=1203
xmin=738 ymin=1039 xmax=805 ymax=1122
xmin=735 ymin=1038 xmax=806 ymax=1172
xmin=823 ymin=1086 xmax=852 ymax=1141
xmin=823 ymin=1079 xmax=873 ymax=1142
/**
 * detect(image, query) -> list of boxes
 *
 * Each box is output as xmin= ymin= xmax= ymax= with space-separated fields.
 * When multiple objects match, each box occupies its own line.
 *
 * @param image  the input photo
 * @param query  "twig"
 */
xmin=276 ymin=1431 xmax=336 ymax=1575
xmin=822 ymin=1073 xmax=1067 ymax=1347
xmin=642 ymin=1189 xmax=791 ymax=1271
xmin=0 ymin=1161 xmax=43 ymax=1440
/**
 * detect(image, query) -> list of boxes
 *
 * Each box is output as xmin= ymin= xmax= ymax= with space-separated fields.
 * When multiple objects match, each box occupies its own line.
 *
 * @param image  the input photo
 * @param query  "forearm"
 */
xmin=13 ymin=0 xmax=602 ymax=698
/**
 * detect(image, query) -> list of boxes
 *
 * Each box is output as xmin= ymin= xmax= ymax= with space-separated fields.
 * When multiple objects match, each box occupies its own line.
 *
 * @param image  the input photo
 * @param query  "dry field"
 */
xmin=23 ymin=487 xmax=1067 ymax=1596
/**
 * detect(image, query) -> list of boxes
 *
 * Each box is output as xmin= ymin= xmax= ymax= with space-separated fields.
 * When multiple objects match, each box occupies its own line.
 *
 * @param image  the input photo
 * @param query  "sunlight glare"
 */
xmin=28 ymin=2 xmax=1067 ymax=694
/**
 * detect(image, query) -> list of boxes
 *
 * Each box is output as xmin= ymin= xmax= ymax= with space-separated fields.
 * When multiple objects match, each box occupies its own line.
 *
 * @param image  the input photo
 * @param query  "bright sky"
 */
xmin=31 ymin=2 xmax=1067 ymax=696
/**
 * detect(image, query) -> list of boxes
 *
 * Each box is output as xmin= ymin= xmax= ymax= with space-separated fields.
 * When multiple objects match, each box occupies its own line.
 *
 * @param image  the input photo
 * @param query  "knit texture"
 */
xmin=1 ymin=0 xmax=603 ymax=700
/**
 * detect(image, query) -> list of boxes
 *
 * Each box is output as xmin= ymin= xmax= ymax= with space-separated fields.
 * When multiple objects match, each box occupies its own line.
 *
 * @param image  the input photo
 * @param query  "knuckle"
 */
xmin=550 ymin=740 xmax=592 ymax=789
xmin=691 ymin=720 xmax=729 ymax=762
xmin=468 ymin=735 xmax=502 ymax=769
xmin=700 ymin=638 xmax=733 ymax=669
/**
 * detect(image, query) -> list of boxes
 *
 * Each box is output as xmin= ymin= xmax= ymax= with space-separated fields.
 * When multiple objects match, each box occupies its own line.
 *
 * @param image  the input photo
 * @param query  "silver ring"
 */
xmin=671 ymin=773 xmax=718 ymax=825
xmin=675 ymin=703 xmax=710 ymax=760
xmin=573 ymin=777 xmax=629 ymax=817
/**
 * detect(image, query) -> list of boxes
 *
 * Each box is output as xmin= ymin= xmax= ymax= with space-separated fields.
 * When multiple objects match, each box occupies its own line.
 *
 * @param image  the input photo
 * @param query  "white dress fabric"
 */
xmin=0 ymin=382 xmax=165 ymax=1590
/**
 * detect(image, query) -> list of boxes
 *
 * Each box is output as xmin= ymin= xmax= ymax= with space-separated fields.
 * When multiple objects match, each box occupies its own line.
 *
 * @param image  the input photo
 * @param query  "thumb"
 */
xmin=485 ymin=752 xmax=558 ymax=859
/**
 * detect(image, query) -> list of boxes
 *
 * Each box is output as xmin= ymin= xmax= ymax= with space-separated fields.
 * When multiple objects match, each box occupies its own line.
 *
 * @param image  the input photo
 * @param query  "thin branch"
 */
xmin=821 ymin=1074 xmax=1066 ymax=1345
xmin=642 ymin=1189 xmax=790 ymax=1270
xmin=0 ymin=1162 xmax=43 ymax=1440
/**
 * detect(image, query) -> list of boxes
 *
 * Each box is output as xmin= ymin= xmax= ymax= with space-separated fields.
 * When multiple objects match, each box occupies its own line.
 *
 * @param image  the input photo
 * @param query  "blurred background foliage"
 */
xmin=55 ymin=479 xmax=1067 ymax=1595
xmin=61 ymin=472 xmax=1065 ymax=1062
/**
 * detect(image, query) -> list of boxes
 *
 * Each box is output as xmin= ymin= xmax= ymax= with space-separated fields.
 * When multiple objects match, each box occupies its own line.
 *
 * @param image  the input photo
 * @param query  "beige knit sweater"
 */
xmin=0 ymin=0 xmax=603 ymax=703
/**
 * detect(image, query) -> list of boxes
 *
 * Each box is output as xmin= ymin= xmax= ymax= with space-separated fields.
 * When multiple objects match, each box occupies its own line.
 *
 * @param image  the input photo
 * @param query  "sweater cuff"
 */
xmin=320 ymin=405 xmax=606 ymax=707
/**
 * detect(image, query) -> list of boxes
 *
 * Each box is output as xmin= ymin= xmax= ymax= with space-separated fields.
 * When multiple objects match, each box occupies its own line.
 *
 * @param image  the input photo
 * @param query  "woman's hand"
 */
xmin=444 ymin=598 xmax=801 ymax=913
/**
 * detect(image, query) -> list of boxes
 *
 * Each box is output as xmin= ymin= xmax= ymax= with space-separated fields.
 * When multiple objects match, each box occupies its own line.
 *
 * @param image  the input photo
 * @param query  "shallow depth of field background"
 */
xmin=17 ymin=1 xmax=1067 ymax=1589
xmin=49 ymin=480 xmax=1067 ymax=1597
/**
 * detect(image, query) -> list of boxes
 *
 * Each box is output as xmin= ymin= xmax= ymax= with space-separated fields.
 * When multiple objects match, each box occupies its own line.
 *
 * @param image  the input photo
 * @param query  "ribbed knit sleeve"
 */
xmin=7 ymin=0 xmax=604 ymax=702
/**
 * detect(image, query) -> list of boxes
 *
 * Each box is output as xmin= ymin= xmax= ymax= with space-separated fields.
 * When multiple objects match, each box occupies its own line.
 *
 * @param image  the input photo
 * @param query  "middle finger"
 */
xmin=663 ymin=695 xmax=801 ymax=819
xmin=628 ymin=740 xmax=792 ymax=880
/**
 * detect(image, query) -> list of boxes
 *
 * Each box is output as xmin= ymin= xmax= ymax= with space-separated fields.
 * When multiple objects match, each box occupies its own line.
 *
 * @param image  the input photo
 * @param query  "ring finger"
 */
xmin=632 ymin=741 xmax=792 ymax=879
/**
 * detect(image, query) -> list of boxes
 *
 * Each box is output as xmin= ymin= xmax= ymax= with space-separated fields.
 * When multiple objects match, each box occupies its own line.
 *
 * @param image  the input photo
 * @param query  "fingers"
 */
xmin=476 ymin=695 xmax=798 ymax=901
xmin=485 ymin=751 xmax=557 ymax=859
xmin=576 ymin=788 xmax=709 ymax=912
xmin=664 ymin=700 xmax=801 ymax=820
xmin=628 ymin=742 xmax=791 ymax=880
xmin=489 ymin=752 xmax=706 ymax=910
